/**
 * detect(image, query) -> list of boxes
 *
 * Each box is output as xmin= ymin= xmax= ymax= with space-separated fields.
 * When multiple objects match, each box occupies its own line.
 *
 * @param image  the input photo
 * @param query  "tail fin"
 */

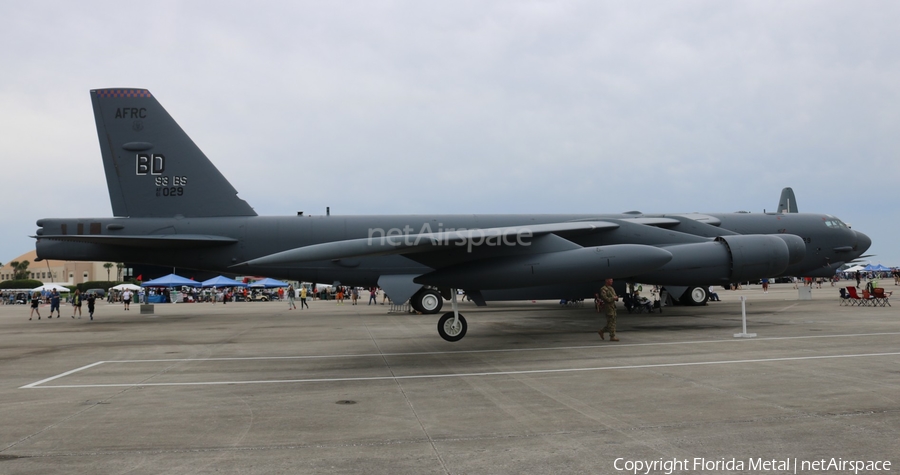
xmin=91 ymin=88 xmax=256 ymax=218
xmin=776 ymin=187 xmax=798 ymax=213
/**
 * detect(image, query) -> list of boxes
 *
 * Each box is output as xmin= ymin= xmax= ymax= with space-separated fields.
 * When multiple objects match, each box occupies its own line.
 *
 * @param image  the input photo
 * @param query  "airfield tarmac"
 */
xmin=0 ymin=283 xmax=897 ymax=474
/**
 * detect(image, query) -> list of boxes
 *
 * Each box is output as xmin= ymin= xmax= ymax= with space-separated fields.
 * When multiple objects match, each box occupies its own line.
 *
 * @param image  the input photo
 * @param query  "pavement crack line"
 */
xmin=364 ymin=323 xmax=450 ymax=475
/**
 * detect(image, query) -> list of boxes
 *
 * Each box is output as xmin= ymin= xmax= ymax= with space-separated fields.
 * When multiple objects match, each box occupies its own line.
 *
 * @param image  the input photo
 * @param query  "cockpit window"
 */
xmin=824 ymin=217 xmax=848 ymax=229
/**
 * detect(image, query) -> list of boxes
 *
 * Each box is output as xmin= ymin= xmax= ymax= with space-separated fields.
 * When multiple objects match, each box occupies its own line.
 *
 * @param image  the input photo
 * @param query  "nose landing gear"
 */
xmin=437 ymin=289 xmax=467 ymax=342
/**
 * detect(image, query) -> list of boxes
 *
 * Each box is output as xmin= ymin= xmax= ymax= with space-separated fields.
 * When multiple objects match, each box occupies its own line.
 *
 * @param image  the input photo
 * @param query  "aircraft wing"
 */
xmin=34 ymin=234 xmax=238 ymax=248
xmin=236 ymin=221 xmax=619 ymax=267
xmin=618 ymin=214 xmax=723 ymax=227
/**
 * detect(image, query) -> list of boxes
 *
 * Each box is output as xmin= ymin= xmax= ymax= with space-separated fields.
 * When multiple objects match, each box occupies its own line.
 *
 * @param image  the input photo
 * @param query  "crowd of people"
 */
xmin=11 ymin=282 xmax=401 ymax=322
xmin=25 ymin=289 xmax=98 ymax=320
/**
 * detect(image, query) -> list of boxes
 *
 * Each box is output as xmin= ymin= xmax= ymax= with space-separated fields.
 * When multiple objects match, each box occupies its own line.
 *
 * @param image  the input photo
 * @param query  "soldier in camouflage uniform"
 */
xmin=598 ymin=278 xmax=619 ymax=341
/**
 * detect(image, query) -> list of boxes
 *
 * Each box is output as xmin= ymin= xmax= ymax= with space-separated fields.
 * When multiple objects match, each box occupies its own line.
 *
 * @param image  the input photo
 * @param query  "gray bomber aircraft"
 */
xmin=34 ymin=89 xmax=871 ymax=341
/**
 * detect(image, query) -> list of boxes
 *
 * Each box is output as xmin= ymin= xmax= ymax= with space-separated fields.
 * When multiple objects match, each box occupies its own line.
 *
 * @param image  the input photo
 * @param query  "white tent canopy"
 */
xmin=843 ymin=265 xmax=866 ymax=273
xmin=111 ymin=283 xmax=142 ymax=291
xmin=31 ymin=283 xmax=72 ymax=293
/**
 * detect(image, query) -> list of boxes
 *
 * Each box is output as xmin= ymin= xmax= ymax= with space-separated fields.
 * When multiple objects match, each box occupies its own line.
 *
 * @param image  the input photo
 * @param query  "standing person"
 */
xmin=855 ymin=270 xmax=861 ymax=288
xmin=351 ymin=287 xmax=359 ymax=305
xmin=368 ymin=287 xmax=378 ymax=305
xmin=71 ymin=289 xmax=83 ymax=319
xmin=336 ymin=287 xmax=344 ymax=305
xmin=597 ymin=279 xmax=620 ymax=341
xmin=761 ymin=278 xmax=769 ymax=294
xmin=122 ymin=289 xmax=132 ymax=311
xmin=287 ymin=284 xmax=297 ymax=310
xmin=299 ymin=285 xmax=309 ymax=309
xmin=29 ymin=292 xmax=42 ymax=320
xmin=86 ymin=292 xmax=96 ymax=320
xmin=49 ymin=289 xmax=61 ymax=318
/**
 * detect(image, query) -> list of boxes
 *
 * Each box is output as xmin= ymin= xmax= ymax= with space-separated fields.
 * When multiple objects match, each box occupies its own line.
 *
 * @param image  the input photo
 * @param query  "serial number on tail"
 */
xmin=156 ymin=187 xmax=185 ymax=197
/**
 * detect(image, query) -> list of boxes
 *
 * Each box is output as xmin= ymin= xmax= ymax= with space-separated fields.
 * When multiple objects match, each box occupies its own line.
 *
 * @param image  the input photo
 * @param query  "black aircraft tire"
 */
xmin=437 ymin=312 xmax=467 ymax=342
xmin=681 ymin=286 xmax=709 ymax=306
xmin=412 ymin=289 xmax=443 ymax=315
xmin=419 ymin=289 xmax=443 ymax=314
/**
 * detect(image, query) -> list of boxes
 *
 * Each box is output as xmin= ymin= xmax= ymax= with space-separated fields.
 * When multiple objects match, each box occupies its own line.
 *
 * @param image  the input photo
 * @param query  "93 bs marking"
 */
xmin=154 ymin=176 xmax=188 ymax=186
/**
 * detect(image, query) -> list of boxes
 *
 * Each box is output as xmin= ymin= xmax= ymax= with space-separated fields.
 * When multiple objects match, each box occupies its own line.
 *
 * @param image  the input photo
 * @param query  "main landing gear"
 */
xmin=680 ymin=286 xmax=709 ymax=306
xmin=410 ymin=288 xmax=443 ymax=314
xmin=437 ymin=289 xmax=467 ymax=342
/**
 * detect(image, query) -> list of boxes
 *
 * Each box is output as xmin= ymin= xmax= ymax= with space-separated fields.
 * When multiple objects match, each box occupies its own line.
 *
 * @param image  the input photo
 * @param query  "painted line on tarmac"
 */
xmin=38 ymin=331 xmax=900 ymax=364
xmin=20 ymin=331 xmax=900 ymax=389
xmin=19 ymin=361 xmax=106 ymax=389
xmin=21 ymin=351 xmax=900 ymax=389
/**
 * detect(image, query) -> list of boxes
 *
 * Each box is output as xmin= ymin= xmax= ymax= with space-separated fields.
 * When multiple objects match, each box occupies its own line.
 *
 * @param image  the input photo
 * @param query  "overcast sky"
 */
xmin=1 ymin=1 xmax=897 ymax=267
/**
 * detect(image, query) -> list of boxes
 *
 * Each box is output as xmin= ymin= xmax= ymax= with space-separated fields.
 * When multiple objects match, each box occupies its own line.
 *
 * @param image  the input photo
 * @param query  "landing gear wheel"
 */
xmin=681 ymin=286 xmax=709 ymax=306
xmin=411 ymin=289 xmax=443 ymax=314
xmin=437 ymin=312 xmax=467 ymax=342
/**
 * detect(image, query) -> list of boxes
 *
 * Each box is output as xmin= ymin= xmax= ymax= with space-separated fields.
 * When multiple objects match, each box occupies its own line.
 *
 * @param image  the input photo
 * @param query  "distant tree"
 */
xmin=11 ymin=261 xmax=30 ymax=280
xmin=116 ymin=262 xmax=124 ymax=281
xmin=104 ymin=262 xmax=114 ymax=281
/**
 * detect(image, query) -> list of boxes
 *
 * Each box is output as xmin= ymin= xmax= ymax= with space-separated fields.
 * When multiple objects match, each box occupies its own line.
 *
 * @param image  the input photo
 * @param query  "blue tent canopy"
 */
xmin=201 ymin=276 xmax=248 ymax=288
xmin=141 ymin=273 xmax=202 ymax=288
xmin=249 ymin=277 xmax=289 ymax=288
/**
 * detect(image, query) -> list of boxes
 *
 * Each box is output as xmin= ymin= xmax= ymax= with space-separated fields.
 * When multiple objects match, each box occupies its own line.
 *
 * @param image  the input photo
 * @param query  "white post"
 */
xmin=734 ymin=295 xmax=757 ymax=338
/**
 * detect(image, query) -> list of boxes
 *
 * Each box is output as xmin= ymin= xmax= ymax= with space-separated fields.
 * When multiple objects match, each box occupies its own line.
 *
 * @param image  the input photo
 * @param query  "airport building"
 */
xmin=0 ymin=250 xmax=126 ymax=285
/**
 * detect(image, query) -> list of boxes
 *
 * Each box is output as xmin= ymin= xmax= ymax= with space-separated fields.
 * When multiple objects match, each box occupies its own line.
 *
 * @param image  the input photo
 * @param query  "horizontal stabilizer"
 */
xmin=35 ymin=234 xmax=237 ymax=248
xmin=235 ymin=221 xmax=618 ymax=266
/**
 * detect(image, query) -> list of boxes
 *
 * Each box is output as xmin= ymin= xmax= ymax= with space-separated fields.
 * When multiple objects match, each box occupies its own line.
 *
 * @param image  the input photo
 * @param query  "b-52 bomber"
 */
xmin=34 ymin=89 xmax=871 ymax=341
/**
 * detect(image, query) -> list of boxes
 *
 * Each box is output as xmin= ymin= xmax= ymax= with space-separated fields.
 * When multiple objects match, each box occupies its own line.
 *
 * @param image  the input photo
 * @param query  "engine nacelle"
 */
xmin=416 ymin=244 xmax=673 ymax=290
xmin=715 ymin=234 xmax=793 ymax=282
xmin=633 ymin=234 xmax=798 ymax=285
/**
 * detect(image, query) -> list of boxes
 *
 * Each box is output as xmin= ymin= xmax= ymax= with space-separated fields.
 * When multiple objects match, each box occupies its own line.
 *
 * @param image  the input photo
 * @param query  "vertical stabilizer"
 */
xmin=91 ymin=88 xmax=257 ymax=218
xmin=776 ymin=187 xmax=798 ymax=213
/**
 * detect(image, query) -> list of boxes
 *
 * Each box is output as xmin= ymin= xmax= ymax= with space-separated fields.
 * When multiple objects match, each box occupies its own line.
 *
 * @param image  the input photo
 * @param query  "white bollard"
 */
xmin=734 ymin=296 xmax=757 ymax=338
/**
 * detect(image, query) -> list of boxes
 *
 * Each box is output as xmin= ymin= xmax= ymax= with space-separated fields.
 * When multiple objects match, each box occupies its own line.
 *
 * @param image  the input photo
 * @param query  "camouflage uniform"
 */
xmin=600 ymin=284 xmax=618 ymax=338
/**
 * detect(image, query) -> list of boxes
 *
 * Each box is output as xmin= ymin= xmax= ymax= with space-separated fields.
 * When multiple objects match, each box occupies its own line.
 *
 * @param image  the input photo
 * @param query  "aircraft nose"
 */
xmin=855 ymin=231 xmax=872 ymax=254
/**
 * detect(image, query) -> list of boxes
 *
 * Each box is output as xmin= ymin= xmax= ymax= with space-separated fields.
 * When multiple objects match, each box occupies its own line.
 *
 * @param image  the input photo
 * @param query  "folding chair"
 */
xmin=839 ymin=288 xmax=852 ymax=306
xmin=872 ymin=288 xmax=891 ymax=307
xmin=845 ymin=286 xmax=869 ymax=306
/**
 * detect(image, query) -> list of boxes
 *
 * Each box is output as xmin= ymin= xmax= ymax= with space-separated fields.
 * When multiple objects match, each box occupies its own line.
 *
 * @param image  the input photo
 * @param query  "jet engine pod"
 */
xmin=772 ymin=234 xmax=806 ymax=265
xmin=715 ymin=235 xmax=791 ymax=283
xmin=416 ymin=244 xmax=673 ymax=290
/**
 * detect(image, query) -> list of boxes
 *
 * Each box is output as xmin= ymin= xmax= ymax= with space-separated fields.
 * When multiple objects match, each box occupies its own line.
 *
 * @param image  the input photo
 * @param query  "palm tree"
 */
xmin=12 ymin=261 xmax=30 ymax=280
xmin=104 ymin=262 xmax=114 ymax=282
xmin=116 ymin=263 xmax=124 ymax=281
